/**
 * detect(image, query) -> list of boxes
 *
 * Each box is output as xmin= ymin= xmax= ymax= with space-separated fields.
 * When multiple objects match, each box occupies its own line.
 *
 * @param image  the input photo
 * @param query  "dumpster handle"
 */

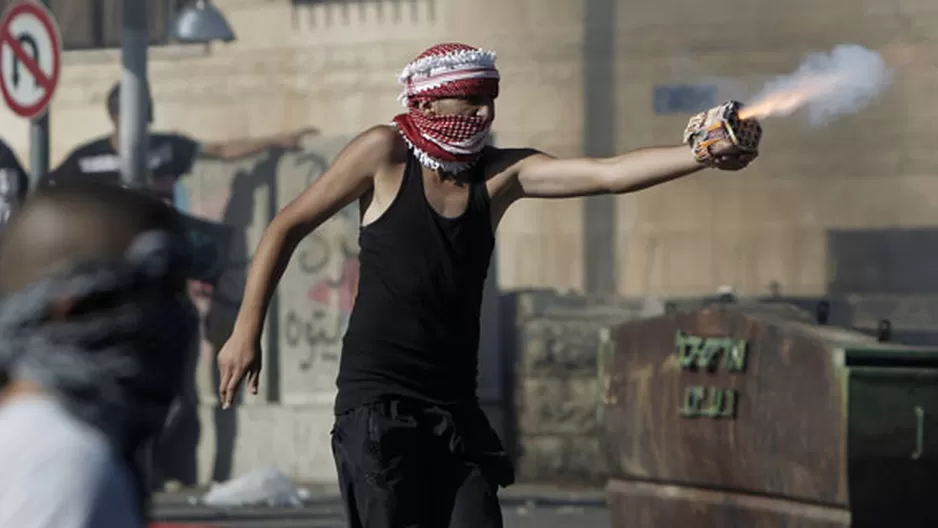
xmin=912 ymin=406 xmax=925 ymax=460
xmin=596 ymin=327 xmax=614 ymax=423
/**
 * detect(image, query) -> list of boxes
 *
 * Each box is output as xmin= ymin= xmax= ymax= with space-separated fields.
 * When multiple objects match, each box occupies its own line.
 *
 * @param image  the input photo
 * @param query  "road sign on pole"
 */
xmin=0 ymin=1 xmax=62 ymax=120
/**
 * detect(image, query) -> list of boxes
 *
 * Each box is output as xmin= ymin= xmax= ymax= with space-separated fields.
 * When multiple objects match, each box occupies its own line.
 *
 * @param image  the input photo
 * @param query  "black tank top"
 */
xmin=335 ymin=151 xmax=495 ymax=413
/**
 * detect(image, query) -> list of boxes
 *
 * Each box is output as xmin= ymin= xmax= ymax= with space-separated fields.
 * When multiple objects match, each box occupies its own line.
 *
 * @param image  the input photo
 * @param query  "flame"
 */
xmin=738 ymin=73 xmax=844 ymax=120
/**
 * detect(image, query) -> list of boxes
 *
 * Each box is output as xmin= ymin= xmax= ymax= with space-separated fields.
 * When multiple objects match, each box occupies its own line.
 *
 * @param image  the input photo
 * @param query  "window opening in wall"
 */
xmin=0 ymin=0 xmax=187 ymax=51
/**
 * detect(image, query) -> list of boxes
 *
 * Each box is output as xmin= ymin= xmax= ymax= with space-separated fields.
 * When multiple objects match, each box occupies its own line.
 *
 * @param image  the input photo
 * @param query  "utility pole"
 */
xmin=120 ymin=2 xmax=149 ymax=187
xmin=29 ymin=0 xmax=52 ymax=186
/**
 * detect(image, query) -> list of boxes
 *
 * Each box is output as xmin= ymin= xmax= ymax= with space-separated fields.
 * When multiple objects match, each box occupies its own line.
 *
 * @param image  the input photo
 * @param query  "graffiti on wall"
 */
xmin=276 ymin=148 xmax=359 ymax=401
xmin=285 ymin=229 xmax=359 ymax=368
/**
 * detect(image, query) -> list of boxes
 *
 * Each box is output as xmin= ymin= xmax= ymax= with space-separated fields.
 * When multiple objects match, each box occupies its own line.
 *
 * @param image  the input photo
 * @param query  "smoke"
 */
xmin=743 ymin=44 xmax=893 ymax=126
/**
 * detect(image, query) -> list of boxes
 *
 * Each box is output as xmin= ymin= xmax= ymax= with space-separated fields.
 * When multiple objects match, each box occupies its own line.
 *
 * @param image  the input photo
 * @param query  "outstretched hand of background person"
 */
xmin=275 ymin=127 xmax=321 ymax=150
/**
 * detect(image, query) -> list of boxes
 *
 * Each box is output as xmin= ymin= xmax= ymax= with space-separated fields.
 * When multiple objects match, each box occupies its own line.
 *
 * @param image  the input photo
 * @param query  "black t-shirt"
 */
xmin=43 ymin=133 xmax=201 ymax=203
xmin=0 ymin=139 xmax=29 ymax=228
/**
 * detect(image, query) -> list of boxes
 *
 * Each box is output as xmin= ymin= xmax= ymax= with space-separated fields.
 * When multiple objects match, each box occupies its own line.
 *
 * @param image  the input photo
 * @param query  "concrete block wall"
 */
xmin=505 ymin=291 xmax=652 ymax=485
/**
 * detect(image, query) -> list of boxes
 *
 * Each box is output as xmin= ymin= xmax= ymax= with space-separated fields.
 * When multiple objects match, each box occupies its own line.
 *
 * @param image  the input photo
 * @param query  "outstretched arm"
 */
xmin=200 ymin=127 xmax=319 ymax=161
xmin=504 ymin=101 xmax=761 ymax=201
xmin=509 ymin=145 xmax=707 ymax=200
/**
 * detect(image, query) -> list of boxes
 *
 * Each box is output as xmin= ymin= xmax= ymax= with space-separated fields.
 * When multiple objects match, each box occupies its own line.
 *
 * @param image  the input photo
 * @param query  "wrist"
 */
xmin=679 ymin=144 xmax=708 ymax=169
xmin=232 ymin=311 xmax=264 ymax=343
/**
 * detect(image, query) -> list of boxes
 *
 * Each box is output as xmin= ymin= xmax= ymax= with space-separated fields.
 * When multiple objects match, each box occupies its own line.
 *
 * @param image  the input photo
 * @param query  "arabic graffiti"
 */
xmin=169 ymin=137 xmax=355 ymax=404
xmin=286 ymin=231 xmax=359 ymax=372
xmin=284 ymin=309 xmax=342 ymax=366
xmin=277 ymin=147 xmax=360 ymax=378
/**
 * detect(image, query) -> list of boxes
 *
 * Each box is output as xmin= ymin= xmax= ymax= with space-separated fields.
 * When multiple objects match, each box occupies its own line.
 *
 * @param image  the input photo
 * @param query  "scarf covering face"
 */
xmin=392 ymin=42 xmax=500 ymax=173
xmin=0 ymin=230 xmax=199 ymax=454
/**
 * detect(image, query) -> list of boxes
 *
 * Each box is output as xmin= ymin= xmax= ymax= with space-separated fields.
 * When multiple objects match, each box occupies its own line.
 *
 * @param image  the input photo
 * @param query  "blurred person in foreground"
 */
xmin=0 ymin=183 xmax=199 ymax=527
xmin=40 ymin=80 xmax=313 ymax=490
xmin=41 ymin=81 xmax=317 ymax=203
xmin=217 ymin=42 xmax=763 ymax=527
xmin=0 ymin=138 xmax=30 ymax=228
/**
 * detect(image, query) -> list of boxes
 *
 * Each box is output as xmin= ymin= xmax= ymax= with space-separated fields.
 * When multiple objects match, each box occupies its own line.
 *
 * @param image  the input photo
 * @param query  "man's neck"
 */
xmin=424 ymin=164 xmax=470 ymax=184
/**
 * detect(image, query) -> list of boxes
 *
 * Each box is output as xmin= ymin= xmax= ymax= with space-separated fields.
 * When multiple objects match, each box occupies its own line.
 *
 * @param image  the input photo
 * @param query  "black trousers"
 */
xmin=331 ymin=399 xmax=514 ymax=528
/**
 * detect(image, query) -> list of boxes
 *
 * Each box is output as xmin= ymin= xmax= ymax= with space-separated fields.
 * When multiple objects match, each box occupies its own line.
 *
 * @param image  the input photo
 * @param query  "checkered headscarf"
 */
xmin=392 ymin=43 xmax=500 ymax=173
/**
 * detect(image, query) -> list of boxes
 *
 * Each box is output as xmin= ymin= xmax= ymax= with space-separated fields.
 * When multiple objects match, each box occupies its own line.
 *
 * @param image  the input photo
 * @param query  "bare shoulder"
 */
xmin=483 ymin=146 xmax=554 ymax=191
xmin=348 ymin=125 xmax=402 ymax=157
xmin=356 ymin=124 xmax=399 ymax=147
xmin=339 ymin=125 xmax=408 ymax=171
xmin=480 ymin=146 xmax=553 ymax=211
xmin=483 ymin=146 xmax=553 ymax=178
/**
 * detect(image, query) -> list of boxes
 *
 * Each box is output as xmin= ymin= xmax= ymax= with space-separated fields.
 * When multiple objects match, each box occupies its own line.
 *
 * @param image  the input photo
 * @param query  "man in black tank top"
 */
xmin=216 ymin=43 xmax=763 ymax=527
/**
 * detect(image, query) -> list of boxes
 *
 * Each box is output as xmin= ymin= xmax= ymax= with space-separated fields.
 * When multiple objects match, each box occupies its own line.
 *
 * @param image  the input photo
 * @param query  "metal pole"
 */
xmin=29 ymin=104 xmax=49 ymax=186
xmin=120 ymin=2 xmax=149 ymax=187
xmin=29 ymin=0 xmax=51 ymax=187
xmin=582 ymin=0 xmax=618 ymax=294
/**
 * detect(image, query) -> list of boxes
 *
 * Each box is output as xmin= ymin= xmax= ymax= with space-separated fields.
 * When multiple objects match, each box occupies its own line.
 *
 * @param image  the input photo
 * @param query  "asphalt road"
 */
xmin=151 ymin=496 xmax=610 ymax=528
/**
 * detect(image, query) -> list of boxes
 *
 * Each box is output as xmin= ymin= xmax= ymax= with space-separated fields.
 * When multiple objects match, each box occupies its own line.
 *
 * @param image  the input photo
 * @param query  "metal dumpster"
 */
xmin=601 ymin=302 xmax=938 ymax=527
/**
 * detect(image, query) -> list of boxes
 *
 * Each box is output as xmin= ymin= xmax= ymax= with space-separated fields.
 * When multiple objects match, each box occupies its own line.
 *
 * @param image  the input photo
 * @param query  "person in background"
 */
xmin=0 ymin=182 xmax=198 ymax=527
xmin=0 ymin=138 xmax=30 ymax=229
xmin=42 ymin=81 xmax=317 ymax=204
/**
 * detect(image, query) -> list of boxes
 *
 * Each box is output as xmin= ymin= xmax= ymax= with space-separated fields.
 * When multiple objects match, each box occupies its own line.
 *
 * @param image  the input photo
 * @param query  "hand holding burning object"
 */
xmin=683 ymin=100 xmax=762 ymax=171
xmin=682 ymin=44 xmax=892 ymax=170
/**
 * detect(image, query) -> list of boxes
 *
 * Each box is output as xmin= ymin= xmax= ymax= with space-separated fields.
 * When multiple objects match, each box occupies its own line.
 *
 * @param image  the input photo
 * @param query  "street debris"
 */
xmin=199 ymin=466 xmax=312 ymax=507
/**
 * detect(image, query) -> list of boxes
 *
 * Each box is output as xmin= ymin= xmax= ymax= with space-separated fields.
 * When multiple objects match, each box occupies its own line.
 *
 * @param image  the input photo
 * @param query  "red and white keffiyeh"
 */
xmin=391 ymin=43 xmax=500 ymax=173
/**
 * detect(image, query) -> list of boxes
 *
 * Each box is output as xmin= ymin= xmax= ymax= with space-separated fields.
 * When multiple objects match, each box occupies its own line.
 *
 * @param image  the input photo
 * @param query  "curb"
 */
xmin=151 ymin=485 xmax=608 ymax=520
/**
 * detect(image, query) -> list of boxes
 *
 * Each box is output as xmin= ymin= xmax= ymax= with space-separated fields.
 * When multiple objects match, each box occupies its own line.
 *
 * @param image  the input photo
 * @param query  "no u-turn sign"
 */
xmin=0 ymin=1 xmax=61 ymax=120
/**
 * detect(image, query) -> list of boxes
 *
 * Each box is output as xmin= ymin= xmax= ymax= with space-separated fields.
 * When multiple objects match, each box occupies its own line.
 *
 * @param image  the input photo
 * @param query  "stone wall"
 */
xmin=504 ymin=291 xmax=652 ymax=485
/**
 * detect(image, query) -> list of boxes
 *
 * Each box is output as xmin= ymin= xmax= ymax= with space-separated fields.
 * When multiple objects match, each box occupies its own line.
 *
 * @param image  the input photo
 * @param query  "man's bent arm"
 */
xmin=233 ymin=126 xmax=390 ymax=337
xmin=508 ymin=145 xmax=704 ymax=200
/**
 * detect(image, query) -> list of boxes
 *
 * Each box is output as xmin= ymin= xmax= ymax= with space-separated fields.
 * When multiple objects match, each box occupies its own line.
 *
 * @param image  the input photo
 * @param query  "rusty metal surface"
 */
xmin=602 ymin=303 xmax=860 ymax=506
xmin=602 ymin=301 xmax=938 ymax=527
